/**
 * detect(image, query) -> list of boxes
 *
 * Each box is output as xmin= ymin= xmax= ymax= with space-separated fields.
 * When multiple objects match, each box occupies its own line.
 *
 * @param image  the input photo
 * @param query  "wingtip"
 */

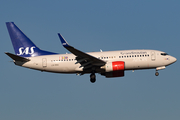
xmin=58 ymin=33 xmax=70 ymax=47
xmin=57 ymin=33 xmax=61 ymax=36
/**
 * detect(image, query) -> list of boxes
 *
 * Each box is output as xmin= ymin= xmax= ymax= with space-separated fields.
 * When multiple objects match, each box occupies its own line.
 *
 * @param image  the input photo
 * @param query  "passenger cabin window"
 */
xmin=161 ymin=53 xmax=168 ymax=56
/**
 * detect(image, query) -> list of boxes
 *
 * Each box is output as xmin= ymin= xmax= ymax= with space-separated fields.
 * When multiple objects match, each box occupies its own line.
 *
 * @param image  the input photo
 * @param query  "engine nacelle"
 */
xmin=105 ymin=61 xmax=125 ymax=72
xmin=103 ymin=71 xmax=124 ymax=78
xmin=101 ymin=61 xmax=125 ymax=78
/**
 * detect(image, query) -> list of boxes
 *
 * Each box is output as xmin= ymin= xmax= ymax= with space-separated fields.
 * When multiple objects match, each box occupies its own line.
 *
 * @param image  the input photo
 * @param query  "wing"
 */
xmin=58 ymin=33 xmax=106 ymax=70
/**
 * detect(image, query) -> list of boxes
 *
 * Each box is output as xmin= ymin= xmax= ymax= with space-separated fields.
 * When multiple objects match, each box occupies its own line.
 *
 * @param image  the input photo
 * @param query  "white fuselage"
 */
xmin=15 ymin=49 xmax=176 ymax=74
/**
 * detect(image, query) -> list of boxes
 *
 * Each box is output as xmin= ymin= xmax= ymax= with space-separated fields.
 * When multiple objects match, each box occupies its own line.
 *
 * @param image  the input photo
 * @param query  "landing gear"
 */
xmin=155 ymin=71 xmax=159 ymax=76
xmin=90 ymin=73 xmax=96 ymax=83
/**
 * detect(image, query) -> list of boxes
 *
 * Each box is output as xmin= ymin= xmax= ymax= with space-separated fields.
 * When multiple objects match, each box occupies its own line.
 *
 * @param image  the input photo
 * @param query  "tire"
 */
xmin=90 ymin=73 xmax=96 ymax=83
xmin=155 ymin=72 xmax=159 ymax=76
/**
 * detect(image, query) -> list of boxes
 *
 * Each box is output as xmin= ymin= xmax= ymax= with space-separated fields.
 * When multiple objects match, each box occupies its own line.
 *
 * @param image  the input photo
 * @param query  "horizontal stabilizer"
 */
xmin=5 ymin=52 xmax=30 ymax=62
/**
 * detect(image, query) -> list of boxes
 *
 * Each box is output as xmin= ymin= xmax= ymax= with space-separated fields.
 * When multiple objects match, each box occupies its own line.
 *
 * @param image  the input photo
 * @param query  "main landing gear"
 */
xmin=90 ymin=73 xmax=96 ymax=83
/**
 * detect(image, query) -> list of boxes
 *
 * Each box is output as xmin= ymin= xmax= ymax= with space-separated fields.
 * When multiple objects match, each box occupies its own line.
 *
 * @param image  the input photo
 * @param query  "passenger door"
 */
xmin=42 ymin=58 xmax=47 ymax=67
xmin=151 ymin=51 xmax=156 ymax=61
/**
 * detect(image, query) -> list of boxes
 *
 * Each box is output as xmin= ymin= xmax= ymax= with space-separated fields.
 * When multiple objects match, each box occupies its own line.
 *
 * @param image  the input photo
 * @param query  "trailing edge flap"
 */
xmin=5 ymin=52 xmax=30 ymax=62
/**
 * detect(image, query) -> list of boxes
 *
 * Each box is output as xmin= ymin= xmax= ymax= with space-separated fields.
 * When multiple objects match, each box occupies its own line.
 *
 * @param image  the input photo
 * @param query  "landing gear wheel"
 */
xmin=90 ymin=73 xmax=96 ymax=83
xmin=155 ymin=72 xmax=159 ymax=76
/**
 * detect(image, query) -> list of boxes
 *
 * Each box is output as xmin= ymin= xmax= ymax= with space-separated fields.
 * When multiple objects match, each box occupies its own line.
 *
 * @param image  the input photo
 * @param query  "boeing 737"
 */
xmin=5 ymin=22 xmax=177 ymax=83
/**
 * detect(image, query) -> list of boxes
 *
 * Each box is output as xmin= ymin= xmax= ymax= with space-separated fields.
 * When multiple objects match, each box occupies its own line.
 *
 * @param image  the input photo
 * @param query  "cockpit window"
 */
xmin=161 ymin=53 xmax=168 ymax=56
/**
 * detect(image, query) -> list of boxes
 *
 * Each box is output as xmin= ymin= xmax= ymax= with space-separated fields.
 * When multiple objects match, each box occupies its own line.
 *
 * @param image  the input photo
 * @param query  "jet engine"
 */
xmin=101 ymin=61 xmax=125 ymax=78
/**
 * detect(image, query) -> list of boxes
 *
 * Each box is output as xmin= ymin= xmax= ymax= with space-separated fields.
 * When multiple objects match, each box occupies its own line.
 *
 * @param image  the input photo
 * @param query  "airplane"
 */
xmin=5 ymin=22 xmax=177 ymax=83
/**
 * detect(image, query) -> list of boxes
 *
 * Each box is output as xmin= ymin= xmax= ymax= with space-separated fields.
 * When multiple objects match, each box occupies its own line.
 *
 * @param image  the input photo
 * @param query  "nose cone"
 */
xmin=171 ymin=56 xmax=177 ymax=63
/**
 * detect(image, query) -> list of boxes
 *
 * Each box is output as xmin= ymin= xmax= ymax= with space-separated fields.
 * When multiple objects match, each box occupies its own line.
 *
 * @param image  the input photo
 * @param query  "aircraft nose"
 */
xmin=171 ymin=56 xmax=177 ymax=63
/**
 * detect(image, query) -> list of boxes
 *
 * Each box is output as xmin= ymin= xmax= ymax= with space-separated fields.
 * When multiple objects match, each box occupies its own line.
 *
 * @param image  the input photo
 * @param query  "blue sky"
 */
xmin=0 ymin=0 xmax=180 ymax=120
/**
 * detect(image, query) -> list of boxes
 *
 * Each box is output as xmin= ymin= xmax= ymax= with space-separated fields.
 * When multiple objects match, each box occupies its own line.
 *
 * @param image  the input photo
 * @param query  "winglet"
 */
xmin=58 ymin=33 xmax=70 ymax=47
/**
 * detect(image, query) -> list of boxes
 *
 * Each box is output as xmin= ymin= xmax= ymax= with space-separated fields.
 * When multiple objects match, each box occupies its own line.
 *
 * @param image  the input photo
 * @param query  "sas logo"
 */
xmin=62 ymin=43 xmax=67 ymax=45
xmin=17 ymin=46 xmax=36 ymax=55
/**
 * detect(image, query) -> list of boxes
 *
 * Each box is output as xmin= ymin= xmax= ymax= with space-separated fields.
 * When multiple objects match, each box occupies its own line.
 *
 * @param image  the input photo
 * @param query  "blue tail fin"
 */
xmin=6 ymin=22 xmax=57 ymax=57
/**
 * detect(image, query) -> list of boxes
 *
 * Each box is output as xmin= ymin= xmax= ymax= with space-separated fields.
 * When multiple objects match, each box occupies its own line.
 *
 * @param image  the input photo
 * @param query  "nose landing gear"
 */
xmin=155 ymin=71 xmax=159 ymax=76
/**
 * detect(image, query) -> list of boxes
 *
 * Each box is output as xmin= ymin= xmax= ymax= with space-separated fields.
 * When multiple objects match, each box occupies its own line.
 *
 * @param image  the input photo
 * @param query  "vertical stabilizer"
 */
xmin=6 ymin=22 xmax=56 ymax=57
